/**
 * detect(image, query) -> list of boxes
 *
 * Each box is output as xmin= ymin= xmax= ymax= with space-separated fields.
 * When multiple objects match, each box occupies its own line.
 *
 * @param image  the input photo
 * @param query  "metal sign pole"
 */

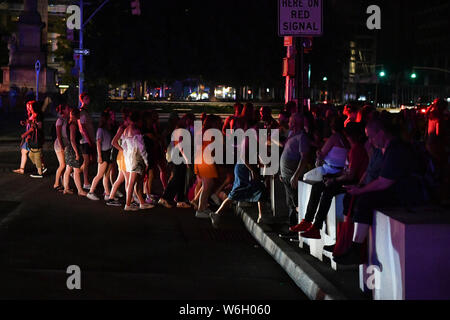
xmin=35 ymin=60 xmax=40 ymax=101
xmin=79 ymin=0 xmax=84 ymax=108
xmin=300 ymin=37 xmax=304 ymax=113
xmin=295 ymin=37 xmax=304 ymax=113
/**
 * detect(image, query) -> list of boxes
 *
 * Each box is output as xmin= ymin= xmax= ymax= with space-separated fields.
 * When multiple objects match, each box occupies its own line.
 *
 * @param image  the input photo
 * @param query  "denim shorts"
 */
xmin=21 ymin=142 xmax=30 ymax=151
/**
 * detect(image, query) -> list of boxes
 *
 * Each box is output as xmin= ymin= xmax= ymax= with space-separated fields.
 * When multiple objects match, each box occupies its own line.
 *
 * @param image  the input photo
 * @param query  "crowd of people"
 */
xmin=13 ymin=93 xmax=449 ymax=265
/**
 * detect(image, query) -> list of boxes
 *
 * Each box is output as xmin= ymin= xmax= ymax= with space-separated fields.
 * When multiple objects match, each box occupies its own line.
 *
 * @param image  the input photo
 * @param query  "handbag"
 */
xmin=303 ymin=166 xmax=324 ymax=182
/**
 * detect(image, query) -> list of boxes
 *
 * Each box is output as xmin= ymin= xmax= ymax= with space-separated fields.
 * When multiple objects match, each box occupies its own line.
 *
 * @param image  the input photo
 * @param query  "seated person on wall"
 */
xmin=293 ymin=122 xmax=369 ymax=239
xmin=324 ymin=126 xmax=384 ymax=255
xmin=279 ymin=113 xmax=311 ymax=228
xmin=334 ymin=118 xmax=424 ymax=265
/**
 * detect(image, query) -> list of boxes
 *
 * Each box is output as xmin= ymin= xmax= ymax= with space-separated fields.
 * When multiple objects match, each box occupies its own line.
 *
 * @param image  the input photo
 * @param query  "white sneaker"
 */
xmin=195 ymin=208 xmax=212 ymax=219
xmin=139 ymin=203 xmax=154 ymax=210
xmin=87 ymin=192 xmax=100 ymax=201
xmin=210 ymin=212 xmax=220 ymax=228
xmin=124 ymin=205 xmax=139 ymax=211
xmin=83 ymin=184 xmax=91 ymax=190
xmin=116 ymin=190 xmax=124 ymax=198
xmin=104 ymin=194 xmax=110 ymax=201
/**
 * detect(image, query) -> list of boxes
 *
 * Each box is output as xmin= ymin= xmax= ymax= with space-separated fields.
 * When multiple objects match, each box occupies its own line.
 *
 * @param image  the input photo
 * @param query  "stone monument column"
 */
xmin=4 ymin=0 xmax=56 ymax=97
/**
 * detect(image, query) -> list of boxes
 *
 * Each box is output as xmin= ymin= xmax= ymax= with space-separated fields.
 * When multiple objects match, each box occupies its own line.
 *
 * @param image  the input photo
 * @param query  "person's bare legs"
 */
xmin=194 ymin=176 xmax=202 ymax=198
xmin=158 ymin=162 xmax=168 ymax=189
xmin=198 ymin=178 xmax=214 ymax=212
xmin=190 ymin=177 xmax=202 ymax=208
xmin=103 ymin=164 xmax=111 ymax=196
xmin=89 ymin=162 xmax=108 ymax=194
xmin=134 ymin=174 xmax=146 ymax=205
xmin=81 ymin=154 xmax=90 ymax=186
xmin=215 ymin=197 xmax=232 ymax=216
xmin=13 ymin=148 xmax=29 ymax=173
xmin=63 ymin=165 xmax=72 ymax=193
xmin=110 ymin=170 xmax=125 ymax=199
xmin=146 ymin=168 xmax=154 ymax=195
xmin=126 ymin=172 xmax=137 ymax=206
xmin=109 ymin=163 xmax=117 ymax=187
xmin=257 ymin=201 xmax=272 ymax=222
xmin=190 ymin=184 xmax=203 ymax=210
xmin=20 ymin=148 xmax=29 ymax=170
xmin=54 ymin=151 xmax=65 ymax=188
xmin=73 ymin=168 xmax=87 ymax=196
xmin=124 ymin=171 xmax=130 ymax=193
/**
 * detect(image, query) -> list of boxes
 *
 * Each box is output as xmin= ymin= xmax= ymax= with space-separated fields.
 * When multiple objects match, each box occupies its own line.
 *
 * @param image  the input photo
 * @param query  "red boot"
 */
xmin=289 ymin=219 xmax=313 ymax=233
xmin=300 ymin=225 xmax=321 ymax=239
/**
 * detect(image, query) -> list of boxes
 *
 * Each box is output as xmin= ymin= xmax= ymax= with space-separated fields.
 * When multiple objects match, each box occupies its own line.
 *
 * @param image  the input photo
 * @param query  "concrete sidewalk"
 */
xmin=231 ymin=185 xmax=371 ymax=300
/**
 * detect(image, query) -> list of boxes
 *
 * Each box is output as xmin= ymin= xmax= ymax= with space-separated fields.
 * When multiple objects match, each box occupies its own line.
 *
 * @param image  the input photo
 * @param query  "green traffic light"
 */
xmin=411 ymin=73 xmax=417 ymax=79
xmin=379 ymin=71 xmax=386 ymax=77
xmin=323 ymin=76 xmax=328 ymax=81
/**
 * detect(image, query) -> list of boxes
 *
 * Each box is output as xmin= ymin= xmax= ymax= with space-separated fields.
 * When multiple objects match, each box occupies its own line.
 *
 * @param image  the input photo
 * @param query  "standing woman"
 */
xmin=158 ymin=114 xmax=193 ymax=209
xmin=143 ymin=111 xmax=168 ymax=203
xmin=12 ymin=101 xmax=34 ymax=175
xmin=87 ymin=111 xmax=113 ymax=200
xmin=193 ymin=114 xmax=220 ymax=218
xmin=53 ymin=104 xmax=70 ymax=190
xmin=106 ymin=111 xmax=130 ymax=206
xmin=210 ymin=116 xmax=271 ymax=228
xmin=63 ymin=108 xmax=87 ymax=196
xmin=121 ymin=111 xmax=153 ymax=211
xmin=104 ymin=107 xmax=119 ymax=188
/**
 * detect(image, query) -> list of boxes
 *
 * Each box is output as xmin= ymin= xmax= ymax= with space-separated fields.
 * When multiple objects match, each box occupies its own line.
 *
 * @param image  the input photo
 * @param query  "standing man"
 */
xmin=279 ymin=113 xmax=311 ymax=230
xmin=78 ymin=92 xmax=96 ymax=189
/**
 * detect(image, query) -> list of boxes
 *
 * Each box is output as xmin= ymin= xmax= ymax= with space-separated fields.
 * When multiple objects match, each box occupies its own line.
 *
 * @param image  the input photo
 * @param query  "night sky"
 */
xmin=49 ymin=0 xmax=449 ymax=87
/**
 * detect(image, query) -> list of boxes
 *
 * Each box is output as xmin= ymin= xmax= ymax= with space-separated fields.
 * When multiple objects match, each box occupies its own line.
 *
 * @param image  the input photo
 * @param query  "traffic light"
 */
xmin=131 ymin=0 xmax=141 ymax=15
xmin=410 ymin=72 xmax=417 ymax=79
xmin=379 ymin=71 xmax=386 ymax=77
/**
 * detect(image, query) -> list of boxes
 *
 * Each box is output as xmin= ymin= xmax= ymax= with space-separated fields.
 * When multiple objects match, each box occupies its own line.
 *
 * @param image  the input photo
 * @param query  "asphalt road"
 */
xmin=0 ymin=148 xmax=307 ymax=300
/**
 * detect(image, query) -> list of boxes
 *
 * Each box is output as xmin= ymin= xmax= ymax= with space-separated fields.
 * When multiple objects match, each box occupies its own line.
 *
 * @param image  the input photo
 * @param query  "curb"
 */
xmin=233 ymin=204 xmax=348 ymax=300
